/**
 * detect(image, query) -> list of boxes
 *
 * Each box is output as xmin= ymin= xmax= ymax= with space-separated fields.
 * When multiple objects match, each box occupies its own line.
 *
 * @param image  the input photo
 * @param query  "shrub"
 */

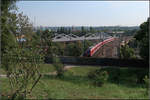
xmin=52 ymin=57 xmax=65 ymax=78
xmin=120 ymin=44 xmax=135 ymax=59
xmin=105 ymin=68 xmax=120 ymax=83
xmin=125 ymin=75 xmax=138 ymax=85
xmin=143 ymin=75 xmax=150 ymax=95
xmin=88 ymin=68 xmax=109 ymax=87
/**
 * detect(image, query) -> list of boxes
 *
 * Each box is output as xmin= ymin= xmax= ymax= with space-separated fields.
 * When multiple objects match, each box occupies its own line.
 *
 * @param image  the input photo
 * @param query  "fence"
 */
xmin=44 ymin=56 xmax=149 ymax=68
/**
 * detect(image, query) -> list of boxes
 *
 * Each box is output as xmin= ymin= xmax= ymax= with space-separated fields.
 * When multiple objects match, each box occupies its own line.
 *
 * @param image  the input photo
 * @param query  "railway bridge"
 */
xmin=85 ymin=36 xmax=133 ymax=58
xmin=91 ymin=38 xmax=121 ymax=58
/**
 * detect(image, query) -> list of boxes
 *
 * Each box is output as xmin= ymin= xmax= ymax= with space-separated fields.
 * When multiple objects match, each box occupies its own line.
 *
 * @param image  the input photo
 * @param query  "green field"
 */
xmin=0 ymin=64 xmax=149 ymax=99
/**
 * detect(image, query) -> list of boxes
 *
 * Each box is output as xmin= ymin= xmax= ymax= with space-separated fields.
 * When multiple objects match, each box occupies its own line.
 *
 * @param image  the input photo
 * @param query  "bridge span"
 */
xmin=83 ymin=37 xmax=121 ymax=58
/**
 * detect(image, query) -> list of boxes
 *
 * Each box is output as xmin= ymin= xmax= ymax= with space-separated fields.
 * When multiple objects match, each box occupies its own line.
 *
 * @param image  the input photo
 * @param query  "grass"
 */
xmin=0 ymin=64 xmax=149 ymax=99
xmin=0 ymin=64 xmax=55 ymax=75
xmin=0 ymin=67 xmax=6 ymax=74
xmin=38 ymin=64 xmax=55 ymax=73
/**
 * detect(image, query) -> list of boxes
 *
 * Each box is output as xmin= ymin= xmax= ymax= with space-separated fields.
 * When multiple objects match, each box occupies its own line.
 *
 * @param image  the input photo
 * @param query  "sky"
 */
xmin=16 ymin=1 xmax=149 ymax=27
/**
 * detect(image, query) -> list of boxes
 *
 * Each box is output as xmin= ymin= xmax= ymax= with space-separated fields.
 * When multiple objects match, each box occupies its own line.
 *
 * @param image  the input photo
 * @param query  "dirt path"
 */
xmin=64 ymin=65 xmax=80 ymax=70
xmin=0 ymin=74 xmax=7 ymax=77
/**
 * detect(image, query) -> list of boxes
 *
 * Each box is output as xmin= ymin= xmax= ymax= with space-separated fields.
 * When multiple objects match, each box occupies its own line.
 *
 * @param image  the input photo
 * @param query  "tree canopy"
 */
xmin=134 ymin=17 xmax=149 ymax=60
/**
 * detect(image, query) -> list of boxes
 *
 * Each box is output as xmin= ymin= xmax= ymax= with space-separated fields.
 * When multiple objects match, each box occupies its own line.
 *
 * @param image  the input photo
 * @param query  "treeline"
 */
xmin=36 ymin=26 xmax=139 ymax=37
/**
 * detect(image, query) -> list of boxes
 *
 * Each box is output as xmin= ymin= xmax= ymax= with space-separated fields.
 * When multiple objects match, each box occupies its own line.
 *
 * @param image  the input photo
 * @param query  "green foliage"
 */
xmin=2 ymin=38 xmax=44 ymax=99
xmin=88 ymin=68 xmax=109 ymax=87
xmin=1 ymin=0 xmax=19 ymax=79
xmin=52 ymin=57 xmax=65 ymax=78
xmin=89 ymin=26 xmax=96 ymax=33
xmin=81 ymin=26 xmax=87 ymax=36
xmin=1 ymin=1 xmax=44 ymax=99
xmin=100 ymin=67 xmax=148 ymax=85
xmin=120 ymin=44 xmax=135 ymax=59
xmin=16 ymin=12 xmax=34 ymax=40
xmin=123 ymin=29 xmax=138 ymax=36
xmin=1 ymin=0 xmax=18 ymax=55
xmin=52 ymin=42 xmax=65 ymax=56
xmin=83 ymin=40 xmax=93 ymax=52
xmin=134 ymin=18 xmax=149 ymax=60
xmin=41 ymin=29 xmax=53 ymax=57
xmin=143 ymin=75 xmax=150 ymax=95
xmin=52 ymin=40 xmax=92 ymax=57
xmin=65 ymin=42 xmax=82 ymax=56
xmin=127 ymin=39 xmax=138 ymax=49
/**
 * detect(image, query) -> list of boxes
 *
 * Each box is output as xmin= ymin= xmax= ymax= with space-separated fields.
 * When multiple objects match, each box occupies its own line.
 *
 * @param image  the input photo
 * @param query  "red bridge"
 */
xmin=83 ymin=37 xmax=121 ymax=58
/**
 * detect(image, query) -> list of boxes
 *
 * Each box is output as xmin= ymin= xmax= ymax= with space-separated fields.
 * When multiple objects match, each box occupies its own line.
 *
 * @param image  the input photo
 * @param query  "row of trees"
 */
xmin=47 ymin=39 xmax=92 ymax=57
xmin=53 ymin=26 xmax=97 ymax=36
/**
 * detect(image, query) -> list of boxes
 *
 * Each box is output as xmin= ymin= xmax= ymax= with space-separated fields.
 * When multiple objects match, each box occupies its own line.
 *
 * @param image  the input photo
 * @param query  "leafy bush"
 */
xmin=88 ymin=68 xmax=109 ymax=87
xmin=104 ymin=68 xmax=120 ymax=83
xmin=143 ymin=75 xmax=149 ymax=95
xmin=64 ymin=42 xmax=82 ymax=56
xmin=120 ymin=44 xmax=135 ymax=59
xmin=134 ymin=18 xmax=149 ymax=60
xmin=52 ymin=57 xmax=65 ymax=78
xmin=125 ymin=75 xmax=138 ymax=85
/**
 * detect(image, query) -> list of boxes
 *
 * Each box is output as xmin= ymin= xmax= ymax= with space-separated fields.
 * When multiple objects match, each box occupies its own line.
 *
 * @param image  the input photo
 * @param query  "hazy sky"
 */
xmin=16 ymin=1 xmax=149 ymax=27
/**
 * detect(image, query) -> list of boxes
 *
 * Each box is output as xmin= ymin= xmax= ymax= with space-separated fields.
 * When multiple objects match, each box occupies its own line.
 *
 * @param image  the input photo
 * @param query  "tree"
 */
xmin=16 ymin=12 xmax=34 ymax=41
xmin=1 ymin=0 xmax=18 ymax=55
xmin=60 ymin=27 xmax=65 ymax=33
xmin=68 ymin=28 xmax=71 ymax=34
xmin=41 ymin=29 xmax=53 ymax=57
xmin=120 ymin=44 xmax=135 ymax=59
xmin=1 ymin=1 xmax=44 ymax=99
xmin=1 ymin=0 xmax=19 ymax=78
xmin=134 ymin=18 xmax=149 ymax=60
xmin=3 ymin=44 xmax=43 ymax=99
xmin=83 ymin=40 xmax=92 ymax=52
xmin=52 ymin=56 xmax=65 ymax=78
xmin=52 ymin=42 xmax=65 ymax=56
xmin=81 ymin=26 xmax=87 ymax=36
xmin=65 ymin=42 xmax=82 ymax=56
xmin=90 ymin=26 xmax=96 ymax=33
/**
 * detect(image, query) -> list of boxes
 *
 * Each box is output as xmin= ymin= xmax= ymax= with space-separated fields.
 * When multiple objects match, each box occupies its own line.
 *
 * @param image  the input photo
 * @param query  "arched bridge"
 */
xmin=83 ymin=37 xmax=121 ymax=58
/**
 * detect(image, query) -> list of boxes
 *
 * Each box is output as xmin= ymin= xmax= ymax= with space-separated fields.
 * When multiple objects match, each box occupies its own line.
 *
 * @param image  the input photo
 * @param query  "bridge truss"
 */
xmin=52 ymin=32 xmax=112 ymax=42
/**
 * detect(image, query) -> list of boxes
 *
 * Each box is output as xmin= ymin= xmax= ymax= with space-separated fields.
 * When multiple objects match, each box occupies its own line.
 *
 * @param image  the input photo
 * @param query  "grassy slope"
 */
xmin=0 ymin=64 xmax=55 ymax=75
xmin=0 ymin=65 xmax=148 ymax=99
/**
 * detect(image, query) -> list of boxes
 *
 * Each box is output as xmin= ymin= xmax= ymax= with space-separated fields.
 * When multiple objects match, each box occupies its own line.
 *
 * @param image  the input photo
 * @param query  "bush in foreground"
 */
xmin=88 ymin=68 xmax=109 ymax=87
xmin=143 ymin=75 xmax=150 ymax=95
xmin=52 ymin=57 xmax=65 ymax=78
